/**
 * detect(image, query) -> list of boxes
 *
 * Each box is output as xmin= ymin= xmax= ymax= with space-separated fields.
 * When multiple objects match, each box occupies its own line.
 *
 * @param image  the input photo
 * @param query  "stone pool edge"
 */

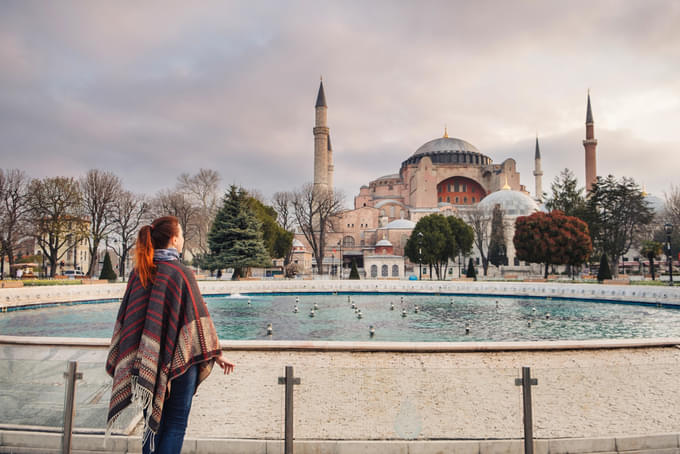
xmin=1 ymin=280 xmax=680 ymax=312
xmin=2 ymin=334 xmax=680 ymax=352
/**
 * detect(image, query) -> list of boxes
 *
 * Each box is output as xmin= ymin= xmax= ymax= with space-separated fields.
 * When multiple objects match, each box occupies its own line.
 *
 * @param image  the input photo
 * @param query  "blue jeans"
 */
xmin=143 ymin=364 xmax=198 ymax=454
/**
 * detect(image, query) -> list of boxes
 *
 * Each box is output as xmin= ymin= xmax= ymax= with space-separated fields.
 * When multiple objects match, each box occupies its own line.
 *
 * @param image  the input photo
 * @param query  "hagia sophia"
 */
xmin=292 ymin=81 xmax=600 ymax=278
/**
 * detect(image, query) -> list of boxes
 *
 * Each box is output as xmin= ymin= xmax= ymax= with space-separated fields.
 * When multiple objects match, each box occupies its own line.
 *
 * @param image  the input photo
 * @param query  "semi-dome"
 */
xmin=477 ymin=189 xmax=539 ymax=217
xmin=376 ymin=239 xmax=393 ymax=247
xmin=382 ymin=219 xmax=416 ymax=229
xmin=401 ymin=136 xmax=492 ymax=168
xmin=644 ymin=194 xmax=665 ymax=214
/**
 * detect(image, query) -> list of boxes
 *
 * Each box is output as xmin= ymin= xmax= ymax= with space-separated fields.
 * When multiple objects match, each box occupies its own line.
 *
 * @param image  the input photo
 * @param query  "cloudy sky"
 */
xmin=1 ymin=0 xmax=679 ymax=206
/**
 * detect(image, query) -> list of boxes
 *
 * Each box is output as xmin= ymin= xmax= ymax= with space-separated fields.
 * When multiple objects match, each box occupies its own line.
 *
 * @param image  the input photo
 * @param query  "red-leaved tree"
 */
xmin=513 ymin=211 xmax=592 ymax=278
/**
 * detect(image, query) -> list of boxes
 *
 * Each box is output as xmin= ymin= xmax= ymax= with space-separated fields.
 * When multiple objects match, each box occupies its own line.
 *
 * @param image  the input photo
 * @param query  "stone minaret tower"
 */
xmin=313 ymin=79 xmax=333 ymax=190
xmin=533 ymin=136 xmax=543 ymax=202
xmin=583 ymin=91 xmax=598 ymax=192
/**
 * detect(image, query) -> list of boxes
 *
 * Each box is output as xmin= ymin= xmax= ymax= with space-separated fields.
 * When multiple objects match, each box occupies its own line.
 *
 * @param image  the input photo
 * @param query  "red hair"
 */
xmin=134 ymin=216 xmax=180 ymax=288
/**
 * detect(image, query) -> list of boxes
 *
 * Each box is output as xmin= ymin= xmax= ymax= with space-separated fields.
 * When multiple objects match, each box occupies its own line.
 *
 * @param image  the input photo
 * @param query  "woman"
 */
xmin=106 ymin=216 xmax=234 ymax=454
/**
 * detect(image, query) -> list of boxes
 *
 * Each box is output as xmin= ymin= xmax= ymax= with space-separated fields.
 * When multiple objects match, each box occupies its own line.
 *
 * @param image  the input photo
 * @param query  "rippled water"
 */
xmin=1 ymin=294 xmax=679 ymax=341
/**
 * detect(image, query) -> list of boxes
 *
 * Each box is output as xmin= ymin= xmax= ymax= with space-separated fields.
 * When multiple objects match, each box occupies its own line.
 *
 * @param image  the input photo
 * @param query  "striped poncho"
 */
xmin=105 ymin=261 xmax=221 ymax=443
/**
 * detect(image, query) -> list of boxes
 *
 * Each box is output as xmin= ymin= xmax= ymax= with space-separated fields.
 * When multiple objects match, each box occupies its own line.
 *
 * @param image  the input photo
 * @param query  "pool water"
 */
xmin=1 ymin=294 xmax=679 ymax=342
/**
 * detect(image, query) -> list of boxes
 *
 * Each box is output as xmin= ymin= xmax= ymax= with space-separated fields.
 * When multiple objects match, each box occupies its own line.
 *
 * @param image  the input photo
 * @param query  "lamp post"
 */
xmin=337 ymin=240 xmax=343 ymax=280
xmin=665 ymin=223 xmax=673 ymax=286
xmin=417 ymin=231 xmax=424 ymax=280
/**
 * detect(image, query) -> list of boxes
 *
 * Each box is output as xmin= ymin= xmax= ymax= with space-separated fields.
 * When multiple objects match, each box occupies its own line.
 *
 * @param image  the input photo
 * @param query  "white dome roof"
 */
xmin=644 ymin=194 xmax=665 ymax=213
xmin=383 ymin=219 xmax=416 ymax=229
xmin=477 ymin=189 xmax=539 ymax=216
xmin=292 ymin=239 xmax=304 ymax=247
xmin=414 ymin=137 xmax=479 ymax=155
xmin=376 ymin=239 xmax=392 ymax=247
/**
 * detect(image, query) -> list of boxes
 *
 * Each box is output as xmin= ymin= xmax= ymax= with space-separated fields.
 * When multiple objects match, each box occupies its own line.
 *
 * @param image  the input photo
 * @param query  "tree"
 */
xmin=204 ymin=185 xmax=271 ymax=279
xmin=463 ymin=207 xmax=491 ymax=275
xmin=99 ymin=251 xmax=117 ymax=281
xmin=27 ymin=177 xmax=87 ymax=277
xmin=514 ymin=211 xmax=592 ymax=278
xmin=447 ymin=216 xmax=474 ymax=259
xmin=272 ymin=191 xmax=295 ymax=231
xmin=640 ymin=240 xmax=663 ymax=280
xmin=349 ymin=258 xmax=360 ymax=279
xmin=597 ymin=253 xmax=612 ymax=282
xmin=0 ymin=169 xmax=30 ymax=279
xmin=545 ymin=169 xmax=587 ymax=218
xmin=487 ymin=204 xmax=507 ymax=267
xmin=246 ymin=195 xmax=293 ymax=262
xmin=110 ymin=191 xmax=149 ymax=280
xmin=584 ymin=175 xmax=654 ymax=275
xmin=466 ymin=258 xmax=477 ymax=280
xmin=79 ymin=169 xmax=122 ymax=277
xmin=291 ymin=183 xmax=344 ymax=275
xmin=404 ymin=214 xmax=451 ymax=280
xmin=176 ymin=169 xmax=221 ymax=256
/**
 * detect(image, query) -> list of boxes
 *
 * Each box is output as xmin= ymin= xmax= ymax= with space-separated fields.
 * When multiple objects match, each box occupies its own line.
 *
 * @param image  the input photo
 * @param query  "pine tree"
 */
xmin=466 ymin=258 xmax=477 ymax=280
xmin=488 ymin=204 xmax=507 ymax=267
xmin=99 ymin=252 xmax=117 ymax=281
xmin=205 ymin=185 xmax=271 ymax=280
xmin=349 ymin=258 xmax=360 ymax=280
xmin=597 ymin=253 xmax=612 ymax=282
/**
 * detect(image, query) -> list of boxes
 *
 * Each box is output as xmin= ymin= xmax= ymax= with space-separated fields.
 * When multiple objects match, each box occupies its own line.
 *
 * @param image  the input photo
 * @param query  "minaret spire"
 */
xmin=583 ymin=90 xmax=598 ymax=192
xmin=313 ymin=79 xmax=332 ymax=189
xmin=533 ymin=135 xmax=543 ymax=202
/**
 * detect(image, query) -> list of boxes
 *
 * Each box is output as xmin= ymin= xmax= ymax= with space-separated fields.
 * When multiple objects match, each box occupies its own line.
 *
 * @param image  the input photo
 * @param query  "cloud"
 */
xmin=0 ymin=0 xmax=678 ymax=206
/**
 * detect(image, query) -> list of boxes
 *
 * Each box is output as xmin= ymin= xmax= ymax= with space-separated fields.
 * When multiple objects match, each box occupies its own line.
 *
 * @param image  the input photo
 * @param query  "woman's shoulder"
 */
xmin=156 ymin=261 xmax=197 ymax=285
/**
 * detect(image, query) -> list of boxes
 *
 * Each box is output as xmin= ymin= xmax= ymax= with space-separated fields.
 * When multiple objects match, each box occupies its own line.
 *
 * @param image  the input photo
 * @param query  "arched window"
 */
xmin=343 ymin=236 xmax=355 ymax=248
xmin=381 ymin=265 xmax=388 ymax=277
xmin=370 ymin=265 xmax=378 ymax=278
xmin=390 ymin=206 xmax=395 ymax=217
xmin=392 ymin=265 xmax=399 ymax=277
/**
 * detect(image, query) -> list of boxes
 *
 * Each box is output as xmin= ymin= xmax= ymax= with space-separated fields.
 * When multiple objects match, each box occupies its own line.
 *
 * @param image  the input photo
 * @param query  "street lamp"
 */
xmin=665 ymin=223 xmax=673 ymax=286
xmin=337 ymin=240 xmax=343 ymax=280
xmin=417 ymin=232 xmax=424 ymax=280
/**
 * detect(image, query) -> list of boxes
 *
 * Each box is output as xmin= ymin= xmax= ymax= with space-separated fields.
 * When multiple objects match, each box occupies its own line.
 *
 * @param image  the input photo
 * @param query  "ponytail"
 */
xmin=134 ymin=216 xmax=180 ymax=288
xmin=135 ymin=225 xmax=155 ymax=288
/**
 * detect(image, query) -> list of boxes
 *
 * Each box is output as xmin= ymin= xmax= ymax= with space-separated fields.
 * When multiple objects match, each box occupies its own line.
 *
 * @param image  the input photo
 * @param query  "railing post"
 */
xmin=278 ymin=366 xmax=301 ymax=454
xmin=515 ymin=366 xmax=538 ymax=454
xmin=62 ymin=360 xmax=82 ymax=454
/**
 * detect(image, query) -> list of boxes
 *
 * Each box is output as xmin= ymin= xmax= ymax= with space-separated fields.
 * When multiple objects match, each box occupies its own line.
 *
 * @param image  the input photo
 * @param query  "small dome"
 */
xmin=383 ymin=219 xmax=416 ymax=229
xmin=376 ymin=239 xmax=392 ymax=247
xmin=292 ymin=239 xmax=304 ymax=247
xmin=477 ymin=189 xmax=539 ymax=217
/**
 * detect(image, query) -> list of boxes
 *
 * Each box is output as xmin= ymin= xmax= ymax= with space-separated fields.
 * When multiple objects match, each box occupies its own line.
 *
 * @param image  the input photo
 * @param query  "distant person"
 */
xmin=106 ymin=216 xmax=234 ymax=454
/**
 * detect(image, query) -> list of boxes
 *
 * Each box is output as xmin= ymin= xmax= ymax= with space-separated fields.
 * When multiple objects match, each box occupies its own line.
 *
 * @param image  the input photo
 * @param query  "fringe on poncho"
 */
xmin=105 ymin=261 xmax=221 ymax=448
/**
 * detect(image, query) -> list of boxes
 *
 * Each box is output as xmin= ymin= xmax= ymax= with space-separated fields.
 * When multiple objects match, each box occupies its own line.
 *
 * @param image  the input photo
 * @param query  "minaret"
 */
xmin=583 ymin=90 xmax=598 ymax=192
xmin=533 ymin=136 xmax=543 ymax=201
xmin=313 ymin=79 xmax=331 ymax=190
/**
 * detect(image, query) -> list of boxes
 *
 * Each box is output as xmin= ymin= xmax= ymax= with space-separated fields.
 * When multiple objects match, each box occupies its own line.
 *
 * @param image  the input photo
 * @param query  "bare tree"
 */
xmin=177 ymin=169 xmax=221 ymax=256
xmin=0 ymin=169 xmax=30 ymax=279
xmin=665 ymin=184 xmax=680 ymax=225
xmin=79 ymin=169 xmax=122 ymax=277
xmin=291 ymin=183 xmax=343 ymax=275
xmin=27 ymin=177 xmax=86 ymax=277
xmin=152 ymin=189 xmax=199 ymax=257
xmin=272 ymin=191 xmax=294 ymax=231
xmin=110 ymin=190 xmax=149 ymax=280
xmin=463 ymin=207 xmax=491 ymax=276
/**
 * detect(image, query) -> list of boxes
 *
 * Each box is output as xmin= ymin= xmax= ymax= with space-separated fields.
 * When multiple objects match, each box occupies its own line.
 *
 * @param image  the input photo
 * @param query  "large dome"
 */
xmin=414 ymin=137 xmax=480 ymax=156
xmin=401 ymin=136 xmax=492 ymax=168
xmin=477 ymin=189 xmax=539 ymax=217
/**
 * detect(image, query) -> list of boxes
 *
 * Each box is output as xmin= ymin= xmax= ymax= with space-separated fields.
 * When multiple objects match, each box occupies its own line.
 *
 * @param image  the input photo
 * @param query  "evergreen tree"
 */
xmin=349 ymin=258 xmax=360 ymax=280
xmin=487 ymin=204 xmax=507 ymax=267
xmin=205 ymin=185 xmax=271 ymax=280
xmin=597 ymin=253 xmax=612 ymax=282
xmin=246 ymin=195 xmax=293 ymax=261
xmin=99 ymin=252 xmax=117 ymax=281
xmin=545 ymin=169 xmax=587 ymax=218
xmin=466 ymin=258 xmax=477 ymax=280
